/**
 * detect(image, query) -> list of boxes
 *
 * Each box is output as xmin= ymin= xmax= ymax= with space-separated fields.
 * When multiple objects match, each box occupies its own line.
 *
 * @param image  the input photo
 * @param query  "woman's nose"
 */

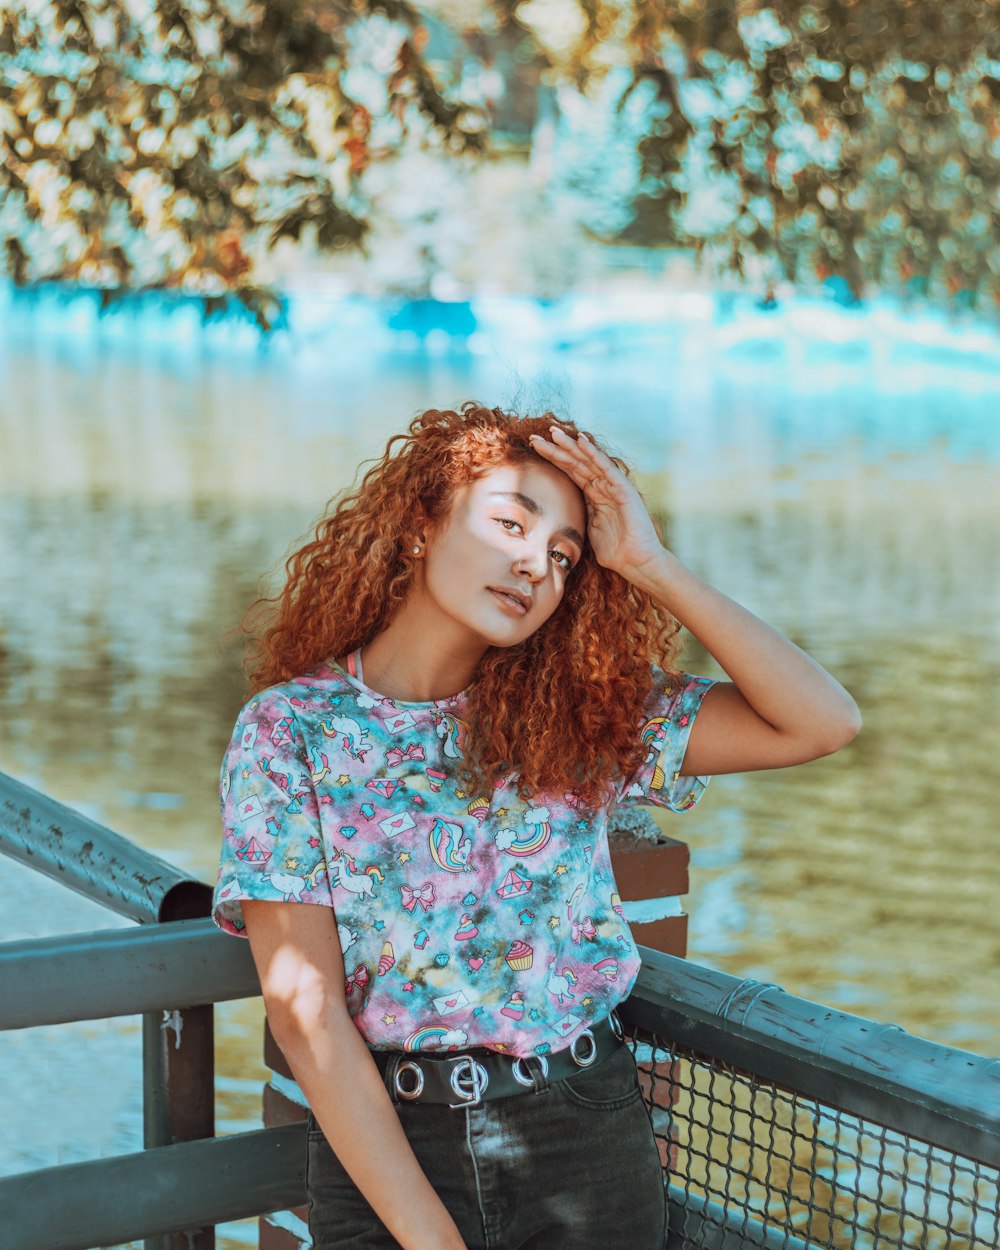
xmin=515 ymin=545 xmax=549 ymax=582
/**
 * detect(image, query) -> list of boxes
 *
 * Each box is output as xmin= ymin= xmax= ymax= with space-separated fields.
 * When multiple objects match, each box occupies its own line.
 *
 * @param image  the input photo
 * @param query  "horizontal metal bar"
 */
xmin=1 ymin=1125 xmax=306 ymax=1250
xmin=0 ymin=769 xmax=211 ymax=923
xmin=0 ymin=918 xmax=259 ymax=1030
xmin=623 ymin=947 xmax=1000 ymax=1169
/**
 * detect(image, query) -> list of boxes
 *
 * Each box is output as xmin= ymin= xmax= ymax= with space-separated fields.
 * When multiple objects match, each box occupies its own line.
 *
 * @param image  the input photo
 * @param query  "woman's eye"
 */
xmin=496 ymin=517 xmax=522 ymax=532
xmin=551 ymin=550 xmax=574 ymax=571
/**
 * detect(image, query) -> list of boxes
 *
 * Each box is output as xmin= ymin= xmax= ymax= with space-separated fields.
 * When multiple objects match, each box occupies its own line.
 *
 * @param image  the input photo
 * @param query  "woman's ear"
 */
xmin=409 ymin=509 xmax=431 ymax=556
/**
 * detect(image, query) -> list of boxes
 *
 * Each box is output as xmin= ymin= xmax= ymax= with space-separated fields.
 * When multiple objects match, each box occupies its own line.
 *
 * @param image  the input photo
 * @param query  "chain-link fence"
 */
xmin=620 ymin=954 xmax=1000 ymax=1250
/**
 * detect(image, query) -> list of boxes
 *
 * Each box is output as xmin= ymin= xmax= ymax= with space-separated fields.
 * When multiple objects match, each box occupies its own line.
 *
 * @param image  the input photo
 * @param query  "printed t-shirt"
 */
xmin=212 ymin=659 xmax=715 ymax=1060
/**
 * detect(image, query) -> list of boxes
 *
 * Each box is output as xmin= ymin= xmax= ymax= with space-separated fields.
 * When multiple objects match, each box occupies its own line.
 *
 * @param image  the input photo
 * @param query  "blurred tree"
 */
xmin=1 ymin=0 xmax=998 ymax=319
xmin=587 ymin=0 xmax=1000 ymax=310
xmin=0 ymin=0 xmax=487 ymax=326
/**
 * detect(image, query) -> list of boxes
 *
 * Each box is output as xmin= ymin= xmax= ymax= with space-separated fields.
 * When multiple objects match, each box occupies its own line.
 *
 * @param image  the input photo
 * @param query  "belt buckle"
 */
xmin=447 ymin=1055 xmax=489 ymax=1108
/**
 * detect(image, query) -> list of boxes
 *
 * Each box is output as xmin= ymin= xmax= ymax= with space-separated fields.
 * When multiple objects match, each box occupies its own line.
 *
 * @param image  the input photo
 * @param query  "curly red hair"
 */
xmin=243 ymin=402 xmax=682 ymax=807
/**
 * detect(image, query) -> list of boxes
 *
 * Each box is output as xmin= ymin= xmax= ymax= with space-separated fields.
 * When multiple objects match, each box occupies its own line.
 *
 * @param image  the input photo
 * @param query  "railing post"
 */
xmin=141 ymin=892 xmax=217 ymax=1250
xmin=143 ymin=1012 xmax=171 ymax=1250
xmin=143 ymin=1003 xmax=216 ymax=1250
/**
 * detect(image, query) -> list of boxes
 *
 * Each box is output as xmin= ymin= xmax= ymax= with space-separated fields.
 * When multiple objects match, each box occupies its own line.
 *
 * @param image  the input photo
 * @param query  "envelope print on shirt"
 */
xmin=433 ymin=989 xmax=471 ymax=1016
xmin=379 ymin=811 xmax=416 ymax=839
xmin=237 ymin=794 xmax=263 ymax=821
xmin=381 ymin=708 xmax=417 ymax=735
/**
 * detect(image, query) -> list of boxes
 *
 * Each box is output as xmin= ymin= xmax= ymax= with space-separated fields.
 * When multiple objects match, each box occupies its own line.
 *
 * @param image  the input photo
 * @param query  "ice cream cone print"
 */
xmin=426 ymin=768 xmax=447 ymax=792
xmin=377 ymin=941 xmax=395 ymax=976
xmin=467 ymin=796 xmax=490 ymax=822
xmin=611 ymin=891 xmax=625 ymax=918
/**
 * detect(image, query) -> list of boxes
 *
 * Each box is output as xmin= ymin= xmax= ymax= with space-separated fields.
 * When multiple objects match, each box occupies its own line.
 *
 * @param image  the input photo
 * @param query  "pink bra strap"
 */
xmin=346 ymin=647 xmax=362 ymax=679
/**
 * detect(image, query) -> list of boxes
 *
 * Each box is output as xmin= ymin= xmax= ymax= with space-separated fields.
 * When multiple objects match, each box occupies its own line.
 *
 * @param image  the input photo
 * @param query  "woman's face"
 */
xmin=418 ymin=459 xmax=587 ymax=651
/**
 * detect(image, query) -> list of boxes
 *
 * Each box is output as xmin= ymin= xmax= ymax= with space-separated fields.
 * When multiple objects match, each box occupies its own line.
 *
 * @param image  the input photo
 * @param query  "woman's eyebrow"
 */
xmin=488 ymin=490 xmax=585 ymax=549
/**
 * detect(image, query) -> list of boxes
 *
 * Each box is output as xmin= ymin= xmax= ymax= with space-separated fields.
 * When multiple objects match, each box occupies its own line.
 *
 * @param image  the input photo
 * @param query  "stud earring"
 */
xmin=412 ymin=545 xmax=421 ymax=555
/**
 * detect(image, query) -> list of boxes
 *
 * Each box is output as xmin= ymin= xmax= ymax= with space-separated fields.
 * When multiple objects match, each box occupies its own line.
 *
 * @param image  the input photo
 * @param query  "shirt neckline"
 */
xmin=330 ymin=650 xmax=469 ymax=710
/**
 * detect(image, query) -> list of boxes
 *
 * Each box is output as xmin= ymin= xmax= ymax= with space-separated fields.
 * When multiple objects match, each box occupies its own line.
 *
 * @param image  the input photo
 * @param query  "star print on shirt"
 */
xmin=548 ymin=916 xmax=560 ymax=930
xmin=554 ymin=864 xmax=568 ymax=876
xmin=382 ymin=1014 xmax=395 ymax=1025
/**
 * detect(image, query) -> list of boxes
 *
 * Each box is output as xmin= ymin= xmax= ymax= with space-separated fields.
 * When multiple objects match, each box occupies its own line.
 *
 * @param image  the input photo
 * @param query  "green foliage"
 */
xmin=569 ymin=1 xmax=1000 ymax=308
xmin=2 ymin=0 xmax=998 ymax=317
xmin=0 ymin=0 xmax=486 ymax=325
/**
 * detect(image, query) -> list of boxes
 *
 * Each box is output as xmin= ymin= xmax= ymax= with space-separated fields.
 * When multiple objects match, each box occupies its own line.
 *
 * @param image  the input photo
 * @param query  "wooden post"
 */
xmin=609 ymin=832 xmax=689 ymax=956
xmin=609 ymin=829 xmax=688 ymax=1173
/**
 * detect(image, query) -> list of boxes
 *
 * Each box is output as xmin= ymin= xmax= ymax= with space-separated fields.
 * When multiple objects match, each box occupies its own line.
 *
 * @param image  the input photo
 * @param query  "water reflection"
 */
xmin=1 ymin=293 xmax=998 ymax=1238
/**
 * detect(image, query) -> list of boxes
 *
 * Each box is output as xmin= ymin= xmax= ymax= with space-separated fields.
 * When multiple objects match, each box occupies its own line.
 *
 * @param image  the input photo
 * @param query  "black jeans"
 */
xmin=306 ymin=1043 xmax=667 ymax=1250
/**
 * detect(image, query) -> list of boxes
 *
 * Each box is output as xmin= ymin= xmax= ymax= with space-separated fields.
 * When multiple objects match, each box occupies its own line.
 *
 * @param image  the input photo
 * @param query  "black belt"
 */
xmin=371 ymin=1011 xmax=625 ymax=1108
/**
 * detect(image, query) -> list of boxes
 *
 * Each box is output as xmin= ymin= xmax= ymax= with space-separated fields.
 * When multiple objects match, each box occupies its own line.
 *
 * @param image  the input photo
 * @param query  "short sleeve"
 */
xmin=614 ymin=667 xmax=717 ymax=813
xmin=212 ymin=691 xmax=335 ymax=936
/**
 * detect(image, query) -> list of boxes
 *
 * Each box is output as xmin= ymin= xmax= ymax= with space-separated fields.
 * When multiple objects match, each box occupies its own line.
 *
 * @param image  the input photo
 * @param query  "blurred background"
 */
xmin=1 ymin=2 xmax=999 ymax=1245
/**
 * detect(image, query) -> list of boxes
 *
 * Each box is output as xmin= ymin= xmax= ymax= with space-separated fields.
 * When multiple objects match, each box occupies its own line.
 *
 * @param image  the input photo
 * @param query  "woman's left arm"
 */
xmin=620 ymin=548 xmax=861 ymax=775
xmin=530 ymin=427 xmax=862 ymax=776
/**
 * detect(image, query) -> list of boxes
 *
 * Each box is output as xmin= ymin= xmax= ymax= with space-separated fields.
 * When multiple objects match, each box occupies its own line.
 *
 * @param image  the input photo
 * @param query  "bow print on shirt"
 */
xmin=345 ymin=964 xmax=371 ymax=995
xmin=386 ymin=743 xmax=426 ymax=769
xmin=400 ymin=881 xmax=436 ymax=912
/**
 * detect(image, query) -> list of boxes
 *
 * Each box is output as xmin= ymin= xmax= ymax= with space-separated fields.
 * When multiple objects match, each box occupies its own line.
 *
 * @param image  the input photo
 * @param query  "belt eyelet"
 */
xmin=511 ymin=1058 xmax=534 ymax=1088
xmin=571 ymin=1028 xmax=598 ymax=1067
xmin=511 ymin=1054 xmax=549 ymax=1088
xmin=610 ymin=1010 xmax=624 ymax=1041
xmin=394 ymin=1060 xmax=425 ymax=1101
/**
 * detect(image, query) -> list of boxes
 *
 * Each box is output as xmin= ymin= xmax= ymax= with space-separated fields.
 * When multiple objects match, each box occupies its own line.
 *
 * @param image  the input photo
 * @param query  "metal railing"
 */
xmin=2 ymin=768 xmax=999 ymax=1250
xmin=626 ymin=961 xmax=1000 ymax=1248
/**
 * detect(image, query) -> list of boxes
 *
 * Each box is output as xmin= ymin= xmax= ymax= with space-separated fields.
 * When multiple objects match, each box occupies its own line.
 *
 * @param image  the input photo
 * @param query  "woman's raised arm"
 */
xmin=529 ymin=427 xmax=861 ymax=776
xmin=619 ymin=549 xmax=860 ymax=775
xmin=242 ymin=900 xmax=469 ymax=1250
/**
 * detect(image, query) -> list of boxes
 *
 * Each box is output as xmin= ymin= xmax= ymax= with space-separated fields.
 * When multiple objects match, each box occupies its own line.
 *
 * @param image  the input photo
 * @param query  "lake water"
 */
xmin=1 ymin=284 xmax=998 ymax=1246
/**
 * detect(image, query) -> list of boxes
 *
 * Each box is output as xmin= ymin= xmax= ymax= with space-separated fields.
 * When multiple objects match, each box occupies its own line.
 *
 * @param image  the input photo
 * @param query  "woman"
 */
xmin=212 ymin=403 xmax=860 ymax=1250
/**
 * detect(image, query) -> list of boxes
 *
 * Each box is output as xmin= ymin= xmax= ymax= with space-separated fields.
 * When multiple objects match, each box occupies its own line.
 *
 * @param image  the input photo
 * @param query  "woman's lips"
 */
xmin=487 ymin=587 xmax=529 ymax=615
